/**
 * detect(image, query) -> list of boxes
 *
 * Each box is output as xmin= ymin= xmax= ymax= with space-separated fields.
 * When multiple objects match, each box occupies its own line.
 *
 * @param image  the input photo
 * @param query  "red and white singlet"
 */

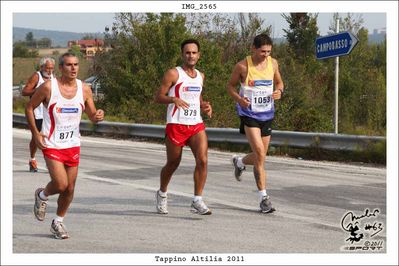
xmin=41 ymin=78 xmax=84 ymax=149
xmin=166 ymin=66 xmax=203 ymax=125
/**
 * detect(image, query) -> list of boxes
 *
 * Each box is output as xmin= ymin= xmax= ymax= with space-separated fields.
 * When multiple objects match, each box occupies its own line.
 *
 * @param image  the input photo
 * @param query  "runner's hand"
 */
xmin=238 ymin=97 xmax=250 ymax=108
xmin=173 ymin=97 xmax=190 ymax=109
xmin=34 ymin=133 xmax=47 ymax=150
xmin=95 ymin=109 xmax=105 ymax=122
xmin=272 ymin=89 xmax=282 ymax=100
xmin=201 ymin=101 xmax=212 ymax=118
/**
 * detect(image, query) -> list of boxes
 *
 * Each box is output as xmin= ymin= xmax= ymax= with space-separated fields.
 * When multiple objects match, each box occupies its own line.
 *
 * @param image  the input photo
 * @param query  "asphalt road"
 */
xmin=9 ymin=128 xmax=388 ymax=263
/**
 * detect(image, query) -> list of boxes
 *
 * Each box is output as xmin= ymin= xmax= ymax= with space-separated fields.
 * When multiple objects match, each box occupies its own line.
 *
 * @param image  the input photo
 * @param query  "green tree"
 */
xmin=68 ymin=45 xmax=83 ymax=58
xmin=237 ymin=13 xmax=270 ymax=47
xmin=82 ymin=34 xmax=95 ymax=40
xmin=13 ymin=42 xmax=38 ymax=58
xmin=37 ymin=37 xmax=52 ymax=48
xmin=25 ymin=32 xmax=34 ymax=42
xmin=91 ymin=12 xmax=385 ymax=137
xmin=278 ymin=13 xmax=333 ymax=132
xmin=25 ymin=32 xmax=37 ymax=48
xmin=338 ymin=28 xmax=386 ymax=135
xmin=322 ymin=13 xmax=385 ymax=135
xmin=282 ymin=13 xmax=319 ymax=60
xmin=95 ymin=13 xmax=275 ymax=126
xmin=328 ymin=13 xmax=364 ymax=35
xmin=13 ymin=42 xmax=30 ymax=57
xmin=94 ymin=13 xmax=190 ymax=123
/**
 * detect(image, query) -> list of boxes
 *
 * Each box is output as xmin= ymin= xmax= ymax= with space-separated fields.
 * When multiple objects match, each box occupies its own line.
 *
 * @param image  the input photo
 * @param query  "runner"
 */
xmin=226 ymin=34 xmax=284 ymax=213
xmin=22 ymin=56 xmax=55 ymax=172
xmin=154 ymin=39 xmax=213 ymax=215
xmin=25 ymin=52 xmax=104 ymax=239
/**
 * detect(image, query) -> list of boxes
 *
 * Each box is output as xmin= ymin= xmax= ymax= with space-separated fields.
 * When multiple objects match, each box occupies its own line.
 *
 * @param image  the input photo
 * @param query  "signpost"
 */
xmin=316 ymin=31 xmax=359 ymax=59
xmin=316 ymin=22 xmax=359 ymax=134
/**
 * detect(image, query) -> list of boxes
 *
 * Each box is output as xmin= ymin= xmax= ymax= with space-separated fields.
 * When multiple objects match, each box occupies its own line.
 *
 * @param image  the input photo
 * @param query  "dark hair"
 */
xmin=59 ymin=52 xmax=78 ymax=66
xmin=253 ymin=34 xmax=273 ymax=49
xmin=180 ymin=39 xmax=200 ymax=52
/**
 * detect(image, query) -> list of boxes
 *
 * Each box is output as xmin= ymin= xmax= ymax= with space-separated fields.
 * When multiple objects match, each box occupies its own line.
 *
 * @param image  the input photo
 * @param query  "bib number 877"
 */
xmin=59 ymin=131 xmax=74 ymax=140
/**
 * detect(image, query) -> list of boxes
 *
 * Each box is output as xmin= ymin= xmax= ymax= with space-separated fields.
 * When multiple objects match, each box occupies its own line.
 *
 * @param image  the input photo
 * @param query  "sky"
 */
xmin=12 ymin=12 xmax=386 ymax=38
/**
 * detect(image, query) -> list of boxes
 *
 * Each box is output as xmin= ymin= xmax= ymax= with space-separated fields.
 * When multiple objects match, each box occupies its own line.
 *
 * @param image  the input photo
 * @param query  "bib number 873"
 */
xmin=183 ymin=109 xmax=197 ymax=116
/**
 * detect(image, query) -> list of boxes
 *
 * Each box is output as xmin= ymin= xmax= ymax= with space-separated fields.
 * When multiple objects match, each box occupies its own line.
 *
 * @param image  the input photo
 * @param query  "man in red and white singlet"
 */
xmin=155 ymin=39 xmax=213 ymax=215
xmin=25 ymin=52 xmax=104 ymax=239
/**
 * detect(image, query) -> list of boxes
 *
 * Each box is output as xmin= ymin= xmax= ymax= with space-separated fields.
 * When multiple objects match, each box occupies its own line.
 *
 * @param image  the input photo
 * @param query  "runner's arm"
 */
xmin=25 ymin=81 xmax=50 ymax=149
xmin=272 ymin=59 xmax=284 ymax=100
xmin=154 ymin=69 xmax=189 ymax=109
xmin=200 ymin=95 xmax=212 ymax=118
xmin=199 ymin=73 xmax=212 ymax=118
xmin=83 ymin=84 xmax=104 ymax=123
xmin=227 ymin=62 xmax=250 ymax=108
xmin=21 ymin=73 xmax=39 ymax=96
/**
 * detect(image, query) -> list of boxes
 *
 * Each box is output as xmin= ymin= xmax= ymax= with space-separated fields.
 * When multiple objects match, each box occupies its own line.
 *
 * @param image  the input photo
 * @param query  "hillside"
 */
xmin=13 ymin=27 xmax=385 ymax=48
xmin=13 ymin=27 xmax=104 ymax=48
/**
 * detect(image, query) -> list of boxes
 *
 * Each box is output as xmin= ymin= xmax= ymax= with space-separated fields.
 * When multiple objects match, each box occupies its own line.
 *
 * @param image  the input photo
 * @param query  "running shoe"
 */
xmin=191 ymin=199 xmax=212 ymax=215
xmin=34 ymin=188 xmax=47 ymax=221
xmin=156 ymin=190 xmax=168 ymax=214
xmin=50 ymin=220 xmax=69 ymax=239
xmin=231 ymin=155 xmax=245 ymax=181
xmin=260 ymin=195 xmax=276 ymax=213
xmin=29 ymin=159 xmax=38 ymax=172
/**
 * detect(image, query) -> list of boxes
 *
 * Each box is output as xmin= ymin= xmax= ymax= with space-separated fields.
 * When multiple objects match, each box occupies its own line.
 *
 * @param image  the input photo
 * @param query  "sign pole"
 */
xmin=334 ymin=18 xmax=340 ymax=134
xmin=315 ymin=23 xmax=358 ymax=134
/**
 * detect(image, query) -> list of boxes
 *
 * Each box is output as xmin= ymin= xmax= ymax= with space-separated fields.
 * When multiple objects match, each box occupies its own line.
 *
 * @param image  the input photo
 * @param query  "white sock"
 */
xmin=193 ymin=195 xmax=202 ymax=202
xmin=258 ymin=190 xmax=267 ymax=201
xmin=158 ymin=190 xmax=167 ymax=197
xmin=237 ymin=157 xmax=245 ymax=168
xmin=39 ymin=190 xmax=48 ymax=201
xmin=54 ymin=216 xmax=64 ymax=224
xmin=30 ymin=158 xmax=36 ymax=161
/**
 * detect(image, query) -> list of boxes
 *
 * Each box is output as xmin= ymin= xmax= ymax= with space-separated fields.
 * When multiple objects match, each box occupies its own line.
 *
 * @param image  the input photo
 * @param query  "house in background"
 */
xmin=67 ymin=39 xmax=104 ymax=58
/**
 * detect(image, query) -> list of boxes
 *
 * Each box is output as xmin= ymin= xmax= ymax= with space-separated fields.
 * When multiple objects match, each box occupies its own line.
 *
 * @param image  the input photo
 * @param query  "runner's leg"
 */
xmin=160 ymin=136 xmax=183 ymax=192
xmin=187 ymin=130 xmax=208 ymax=196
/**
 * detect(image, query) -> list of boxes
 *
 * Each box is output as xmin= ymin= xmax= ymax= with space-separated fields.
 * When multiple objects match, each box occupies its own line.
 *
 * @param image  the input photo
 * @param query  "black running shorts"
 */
xmin=239 ymin=116 xmax=273 ymax=137
xmin=35 ymin=119 xmax=43 ymax=131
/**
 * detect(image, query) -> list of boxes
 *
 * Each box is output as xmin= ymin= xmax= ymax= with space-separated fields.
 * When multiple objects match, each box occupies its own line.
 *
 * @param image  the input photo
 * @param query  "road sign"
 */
xmin=316 ymin=31 xmax=358 ymax=59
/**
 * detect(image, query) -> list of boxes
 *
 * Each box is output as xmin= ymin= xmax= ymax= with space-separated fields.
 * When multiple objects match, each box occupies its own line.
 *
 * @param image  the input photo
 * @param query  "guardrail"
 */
xmin=13 ymin=113 xmax=385 ymax=152
xmin=13 ymin=85 xmax=23 ymax=96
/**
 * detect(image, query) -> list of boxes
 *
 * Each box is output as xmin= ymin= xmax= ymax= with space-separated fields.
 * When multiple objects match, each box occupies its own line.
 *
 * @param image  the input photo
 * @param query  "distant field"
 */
xmin=13 ymin=55 xmax=93 ymax=85
xmin=37 ymin=48 xmax=69 ymax=56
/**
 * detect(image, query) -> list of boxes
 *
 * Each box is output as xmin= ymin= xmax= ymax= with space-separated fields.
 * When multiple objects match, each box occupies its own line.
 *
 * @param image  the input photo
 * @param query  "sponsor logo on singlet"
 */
xmin=56 ymin=107 xmax=79 ymax=113
xmin=248 ymin=80 xmax=273 ymax=86
xmin=182 ymin=86 xmax=201 ymax=92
